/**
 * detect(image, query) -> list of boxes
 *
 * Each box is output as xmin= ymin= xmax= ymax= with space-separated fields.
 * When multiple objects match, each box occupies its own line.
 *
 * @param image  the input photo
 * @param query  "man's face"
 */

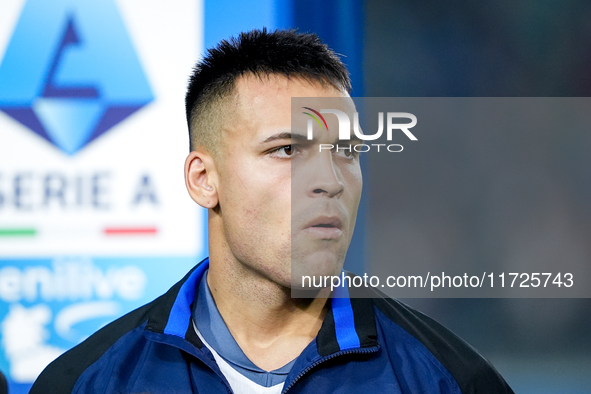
xmin=215 ymin=74 xmax=362 ymax=288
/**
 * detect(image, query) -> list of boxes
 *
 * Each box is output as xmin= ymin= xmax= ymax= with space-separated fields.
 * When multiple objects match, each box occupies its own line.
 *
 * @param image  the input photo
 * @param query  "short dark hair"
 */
xmin=185 ymin=28 xmax=351 ymax=153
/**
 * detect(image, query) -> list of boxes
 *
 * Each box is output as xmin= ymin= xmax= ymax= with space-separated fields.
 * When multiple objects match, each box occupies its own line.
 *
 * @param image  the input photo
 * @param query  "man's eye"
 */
xmin=269 ymin=145 xmax=295 ymax=158
xmin=282 ymin=145 xmax=293 ymax=156
xmin=334 ymin=144 xmax=358 ymax=159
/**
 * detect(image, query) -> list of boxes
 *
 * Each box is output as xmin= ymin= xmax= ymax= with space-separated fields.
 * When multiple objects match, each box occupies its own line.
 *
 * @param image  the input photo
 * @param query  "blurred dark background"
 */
xmin=362 ymin=1 xmax=591 ymax=392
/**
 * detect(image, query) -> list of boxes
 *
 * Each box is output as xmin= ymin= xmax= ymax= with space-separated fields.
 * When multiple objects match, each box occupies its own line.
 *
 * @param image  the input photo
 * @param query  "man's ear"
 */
xmin=184 ymin=150 xmax=219 ymax=209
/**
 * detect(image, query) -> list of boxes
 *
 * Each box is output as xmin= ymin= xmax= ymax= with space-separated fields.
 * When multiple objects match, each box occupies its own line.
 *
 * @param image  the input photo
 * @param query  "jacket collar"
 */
xmin=316 ymin=273 xmax=378 ymax=356
xmin=147 ymin=258 xmax=378 ymax=356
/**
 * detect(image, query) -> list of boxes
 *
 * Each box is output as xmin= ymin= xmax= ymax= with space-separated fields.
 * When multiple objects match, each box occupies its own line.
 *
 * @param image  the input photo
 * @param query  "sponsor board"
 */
xmin=0 ymin=0 xmax=204 ymax=389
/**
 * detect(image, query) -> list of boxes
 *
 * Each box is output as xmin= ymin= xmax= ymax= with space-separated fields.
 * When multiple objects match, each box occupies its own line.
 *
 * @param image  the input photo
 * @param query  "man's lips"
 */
xmin=303 ymin=216 xmax=344 ymax=239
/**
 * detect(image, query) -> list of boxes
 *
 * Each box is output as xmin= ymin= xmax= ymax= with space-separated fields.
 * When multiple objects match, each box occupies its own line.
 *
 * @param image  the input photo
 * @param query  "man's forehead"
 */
xmin=218 ymin=74 xmax=351 ymax=145
xmin=226 ymin=75 xmax=339 ymax=123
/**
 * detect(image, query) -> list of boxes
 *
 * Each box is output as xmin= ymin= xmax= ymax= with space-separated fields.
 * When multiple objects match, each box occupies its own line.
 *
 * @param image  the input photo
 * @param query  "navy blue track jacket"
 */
xmin=31 ymin=259 xmax=514 ymax=393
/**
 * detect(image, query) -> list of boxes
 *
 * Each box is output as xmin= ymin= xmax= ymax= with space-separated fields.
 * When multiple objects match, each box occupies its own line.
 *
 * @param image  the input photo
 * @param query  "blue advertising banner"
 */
xmin=0 ymin=0 xmax=204 ymax=392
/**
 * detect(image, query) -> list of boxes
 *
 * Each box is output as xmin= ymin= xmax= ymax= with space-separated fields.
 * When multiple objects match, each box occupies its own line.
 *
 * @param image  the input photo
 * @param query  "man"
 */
xmin=31 ymin=29 xmax=513 ymax=393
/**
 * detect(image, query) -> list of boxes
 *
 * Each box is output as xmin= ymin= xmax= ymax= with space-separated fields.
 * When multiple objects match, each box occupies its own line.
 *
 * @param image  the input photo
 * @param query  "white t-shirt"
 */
xmin=194 ymin=323 xmax=284 ymax=394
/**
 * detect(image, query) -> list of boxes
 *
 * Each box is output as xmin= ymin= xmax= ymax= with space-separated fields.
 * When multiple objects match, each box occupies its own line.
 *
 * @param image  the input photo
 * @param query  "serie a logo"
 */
xmin=0 ymin=0 xmax=153 ymax=155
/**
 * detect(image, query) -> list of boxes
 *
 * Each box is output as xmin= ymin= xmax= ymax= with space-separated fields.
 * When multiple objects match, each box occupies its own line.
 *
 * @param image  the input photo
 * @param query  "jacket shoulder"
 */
xmin=30 ymin=262 xmax=201 ymax=394
xmin=370 ymin=291 xmax=514 ymax=394
xmin=29 ymin=297 xmax=159 ymax=394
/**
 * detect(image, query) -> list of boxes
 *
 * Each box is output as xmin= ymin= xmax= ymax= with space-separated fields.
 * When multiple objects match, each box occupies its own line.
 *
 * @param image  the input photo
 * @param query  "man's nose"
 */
xmin=307 ymin=151 xmax=344 ymax=198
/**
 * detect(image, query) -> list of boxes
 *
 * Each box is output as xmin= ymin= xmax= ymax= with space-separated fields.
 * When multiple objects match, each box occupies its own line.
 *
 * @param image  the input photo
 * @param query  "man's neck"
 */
xmin=206 ymin=256 xmax=328 ymax=371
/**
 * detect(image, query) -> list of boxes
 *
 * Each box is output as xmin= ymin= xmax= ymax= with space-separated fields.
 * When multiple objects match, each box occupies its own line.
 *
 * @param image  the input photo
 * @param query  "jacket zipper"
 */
xmin=282 ymin=346 xmax=379 ymax=393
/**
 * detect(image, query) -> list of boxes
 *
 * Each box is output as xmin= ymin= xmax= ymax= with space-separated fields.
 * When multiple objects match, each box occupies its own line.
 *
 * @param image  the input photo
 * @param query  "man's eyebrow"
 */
xmin=262 ymin=132 xmax=311 ymax=143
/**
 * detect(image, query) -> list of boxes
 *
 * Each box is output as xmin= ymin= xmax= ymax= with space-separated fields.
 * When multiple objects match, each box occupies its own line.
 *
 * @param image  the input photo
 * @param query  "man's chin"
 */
xmin=290 ymin=255 xmax=344 ymax=292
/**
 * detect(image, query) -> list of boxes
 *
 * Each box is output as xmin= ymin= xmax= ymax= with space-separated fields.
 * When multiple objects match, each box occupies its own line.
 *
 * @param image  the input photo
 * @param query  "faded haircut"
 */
xmin=185 ymin=28 xmax=351 ymax=154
